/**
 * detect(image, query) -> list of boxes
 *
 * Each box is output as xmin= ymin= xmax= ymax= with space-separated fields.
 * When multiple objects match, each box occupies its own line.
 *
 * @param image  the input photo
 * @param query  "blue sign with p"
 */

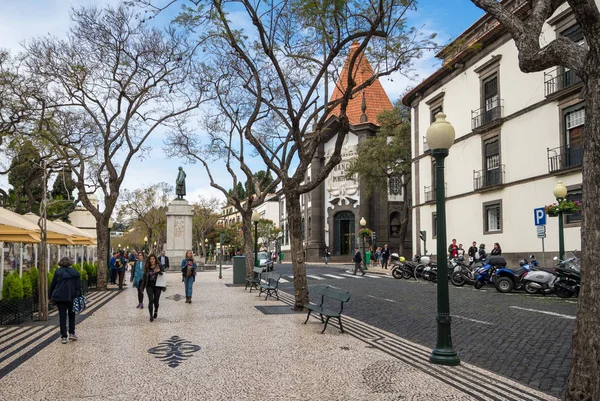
xmin=534 ymin=207 xmax=546 ymax=226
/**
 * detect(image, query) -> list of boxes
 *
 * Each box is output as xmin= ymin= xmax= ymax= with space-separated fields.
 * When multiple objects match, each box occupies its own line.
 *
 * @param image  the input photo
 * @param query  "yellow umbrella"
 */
xmin=20 ymin=213 xmax=76 ymax=245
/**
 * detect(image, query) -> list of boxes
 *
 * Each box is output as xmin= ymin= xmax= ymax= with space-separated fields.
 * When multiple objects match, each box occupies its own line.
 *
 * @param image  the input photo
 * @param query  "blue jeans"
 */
xmin=184 ymin=277 xmax=194 ymax=297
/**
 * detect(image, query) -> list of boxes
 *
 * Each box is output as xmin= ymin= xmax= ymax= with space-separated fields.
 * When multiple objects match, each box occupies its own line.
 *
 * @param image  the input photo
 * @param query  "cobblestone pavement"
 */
xmin=0 ymin=269 xmax=556 ymax=401
xmin=277 ymin=263 xmax=575 ymax=398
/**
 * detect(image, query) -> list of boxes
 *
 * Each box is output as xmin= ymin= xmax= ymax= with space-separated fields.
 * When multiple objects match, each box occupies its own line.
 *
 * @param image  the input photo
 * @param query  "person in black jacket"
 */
xmin=491 ymin=243 xmax=502 ymax=256
xmin=467 ymin=242 xmax=478 ymax=264
xmin=352 ymin=247 xmax=366 ymax=276
xmin=381 ymin=244 xmax=391 ymax=269
xmin=140 ymin=254 xmax=165 ymax=322
xmin=49 ymin=257 xmax=81 ymax=344
xmin=159 ymin=251 xmax=170 ymax=270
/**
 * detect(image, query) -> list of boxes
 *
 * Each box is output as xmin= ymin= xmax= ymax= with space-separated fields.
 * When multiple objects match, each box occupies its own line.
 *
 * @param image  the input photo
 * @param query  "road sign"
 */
xmin=537 ymin=225 xmax=546 ymax=238
xmin=534 ymin=207 xmax=547 ymax=226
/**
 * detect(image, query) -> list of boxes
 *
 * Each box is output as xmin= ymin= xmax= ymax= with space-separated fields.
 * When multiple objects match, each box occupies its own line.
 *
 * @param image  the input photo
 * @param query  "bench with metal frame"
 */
xmin=303 ymin=285 xmax=350 ymax=334
xmin=244 ymin=267 xmax=264 ymax=292
xmin=258 ymin=272 xmax=281 ymax=300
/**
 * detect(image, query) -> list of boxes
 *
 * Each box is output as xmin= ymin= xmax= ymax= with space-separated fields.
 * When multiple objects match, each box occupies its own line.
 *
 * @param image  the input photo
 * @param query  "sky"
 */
xmin=0 ymin=0 xmax=485 ymax=211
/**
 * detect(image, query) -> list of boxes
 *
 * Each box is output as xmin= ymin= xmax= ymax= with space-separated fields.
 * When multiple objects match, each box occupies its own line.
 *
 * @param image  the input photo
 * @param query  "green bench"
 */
xmin=245 ymin=267 xmax=264 ymax=292
xmin=303 ymin=285 xmax=350 ymax=334
xmin=258 ymin=272 xmax=281 ymax=301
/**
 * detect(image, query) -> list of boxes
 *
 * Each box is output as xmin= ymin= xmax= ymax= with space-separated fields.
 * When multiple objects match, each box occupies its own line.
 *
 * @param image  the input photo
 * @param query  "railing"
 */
xmin=547 ymin=145 xmax=584 ymax=172
xmin=544 ymin=68 xmax=582 ymax=97
xmin=471 ymin=100 xmax=503 ymax=130
xmin=473 ymin=165 xmax=505 ymax=190
xmin=422 ymin=136 xmax=430 ymax=152
xmin=424 ymin=183 xmax=447 ymax=202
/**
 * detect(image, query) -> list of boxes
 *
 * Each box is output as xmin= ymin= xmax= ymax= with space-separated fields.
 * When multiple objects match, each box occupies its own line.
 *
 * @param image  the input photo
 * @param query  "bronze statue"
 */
xmin=176 ymin=167 xmax=187 ymax=199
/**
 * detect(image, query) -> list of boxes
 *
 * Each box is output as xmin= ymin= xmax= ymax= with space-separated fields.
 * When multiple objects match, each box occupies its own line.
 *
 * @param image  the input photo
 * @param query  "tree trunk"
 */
xmin=96 ymin=218 xmax=109 ymax=291
xmin=566 ymin=74 xmax=600 ymax=401
xmin=286 ymin=192 xmax=309 ymax=310
xmin=242 ymin=215 xmax=254 ymax=276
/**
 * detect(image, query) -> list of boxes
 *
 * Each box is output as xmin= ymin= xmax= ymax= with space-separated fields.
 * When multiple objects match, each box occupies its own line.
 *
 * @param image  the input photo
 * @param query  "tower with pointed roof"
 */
xmin=296 ymin=43 xmax=412 ymax=263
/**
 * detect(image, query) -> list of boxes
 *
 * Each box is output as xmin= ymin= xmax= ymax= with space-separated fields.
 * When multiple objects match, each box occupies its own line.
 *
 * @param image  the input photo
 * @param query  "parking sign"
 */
xmin=534 ymin=207 xmax=546 ymax=226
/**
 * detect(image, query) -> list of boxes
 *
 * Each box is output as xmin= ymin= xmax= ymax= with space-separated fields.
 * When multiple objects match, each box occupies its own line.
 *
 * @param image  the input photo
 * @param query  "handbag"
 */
xmin=155 ymin=272 xmax=167 ymax=288
xmin=72 ymin=292 xmax=87 ymax=314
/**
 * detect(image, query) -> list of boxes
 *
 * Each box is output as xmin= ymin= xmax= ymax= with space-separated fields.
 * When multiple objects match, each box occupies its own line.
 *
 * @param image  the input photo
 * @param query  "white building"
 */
xmin=68 ymin=194 xmax=98 ymax=240
xmin=403 ymin=0 xmax=584 ymax=265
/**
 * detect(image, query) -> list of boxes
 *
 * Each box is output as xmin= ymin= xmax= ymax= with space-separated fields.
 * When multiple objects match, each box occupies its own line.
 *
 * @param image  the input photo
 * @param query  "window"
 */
xmin=562 ymin=24 xmax=584 ymax=45
xmin=430 ymin=104 xmax=443 ymax=124
xmin=431 ymin=158 xmax=436 ymax=190
xmin=484 ymin=136 xmax=501 ymax=186
xmin=563 ymin=104 xmax=585 ymax=167
xmin=483 ymin=200 xmax=503 ymax=234
xmin=301 ymin=217 xmax=305 ymax=240
xmin=389 ymin=174 xmax=402 ymax=196
xmin=432 ymin=213 xmax=437 ymax=239
xmin=566 ymin=188 xmax=582 ymax=224
xmin=483 ymin=74 xmax=499 ymax=123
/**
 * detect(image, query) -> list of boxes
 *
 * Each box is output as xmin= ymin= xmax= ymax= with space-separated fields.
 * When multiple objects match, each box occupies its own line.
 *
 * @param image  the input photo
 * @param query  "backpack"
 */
xmin=115 ymin=259 xmax=122 ymax=269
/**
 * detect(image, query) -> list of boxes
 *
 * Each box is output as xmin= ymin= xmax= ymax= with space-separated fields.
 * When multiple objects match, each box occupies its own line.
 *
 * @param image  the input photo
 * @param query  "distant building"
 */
xmin=402 ymin=1 xmax=583 ymax=264
xmin=68 ymin=194 xmax=98 ymax=240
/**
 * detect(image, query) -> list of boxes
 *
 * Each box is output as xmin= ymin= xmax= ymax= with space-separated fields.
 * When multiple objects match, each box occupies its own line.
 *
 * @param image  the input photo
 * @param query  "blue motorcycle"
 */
xmin=474 ymin=256 xmax=507 ymax=289
xmin=493 ymin=256 xmax=538 ymax=293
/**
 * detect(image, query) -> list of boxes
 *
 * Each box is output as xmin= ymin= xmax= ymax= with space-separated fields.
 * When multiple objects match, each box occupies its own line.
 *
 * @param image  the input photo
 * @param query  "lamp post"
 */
xmin=219 ymin=233 xmax=224 ymax=279
xmin=143 ymin=236 xmax=148 ymax=253
xmin=426 ymin=112 xmax=460 ymax=366
xmin=153 ymin=240 xmax=157 ymax=254
xmin=252 ymin=211 xmax=260 ymax=267
xmin=359 ymin=217 xmax=368 ymax=270
xmin=107 ymin=219 xmax=113 ymax=270
xmin=553 ymin=180 xmax=568 ymax=260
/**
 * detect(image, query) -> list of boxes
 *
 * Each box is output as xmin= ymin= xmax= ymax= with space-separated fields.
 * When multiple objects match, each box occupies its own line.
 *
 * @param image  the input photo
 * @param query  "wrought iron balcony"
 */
xmin=424 ymin=183 xmax=447 ymax=203
xmin=547 ymin=145 xmax=584 ymax=172
xmin=473 ymin=165 xmax=505 ymax=190
xmin=471 ymin=100 xmax=503 ymax=130
xmin=544 ymin=68 xmax=581 ymax=97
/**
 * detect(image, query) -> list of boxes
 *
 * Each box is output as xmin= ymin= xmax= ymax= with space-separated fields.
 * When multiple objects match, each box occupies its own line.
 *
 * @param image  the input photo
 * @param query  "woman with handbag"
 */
xmin=181 ymin=250 xmax=197 ymax=304
xmin=49 ymin=257 xmax=81 ymax=344
xmin=130 ymin=251 xmax=145 ymax=309
xmin=140 ymin=254 xmax=165 ymax=322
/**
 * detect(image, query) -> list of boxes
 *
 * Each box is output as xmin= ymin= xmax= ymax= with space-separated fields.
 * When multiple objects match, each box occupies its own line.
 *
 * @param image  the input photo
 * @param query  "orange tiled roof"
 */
xmin=328 ymin=43 xmax=393 ymax=126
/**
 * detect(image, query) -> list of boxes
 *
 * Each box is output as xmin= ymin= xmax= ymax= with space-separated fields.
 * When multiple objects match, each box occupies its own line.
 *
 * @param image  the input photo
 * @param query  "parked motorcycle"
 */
xmin=473 ymin=256 xmax=506 ymax=289
xmin=521 ymin=253 xmax=580 ymax=297
xmin=390 ymin=253 xmax=406 ymax=279
xmin=398 ymin=255 xmax=422 ymax=280
xmin=450 ymin=257 xmax=479 ymax=286
xmin=493 ymin=256 xmax=538 ymax=293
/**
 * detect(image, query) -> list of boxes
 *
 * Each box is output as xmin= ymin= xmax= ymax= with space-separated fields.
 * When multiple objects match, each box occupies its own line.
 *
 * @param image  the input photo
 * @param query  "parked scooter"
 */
xmin=493 ymin=256 xmax=538 ymax=293
xmin=521 ymin=253 xmax=580 ymax=297
xmin=399 ymin=255 xmax=422 ymax=280
xmin=473 ymin=256 xmax=507 ymax=289
xmin=390 ymin=253 xmax=406 ymax=279
xmin=450 ymin=257 xmax=479 ymax=286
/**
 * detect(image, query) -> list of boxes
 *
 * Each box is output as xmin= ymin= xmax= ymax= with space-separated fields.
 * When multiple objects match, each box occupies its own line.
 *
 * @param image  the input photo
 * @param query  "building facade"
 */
xmin=403 ymin=0 xmax=584 ymax=265
xmin=277 ymin=43 xmax=412 ymax=263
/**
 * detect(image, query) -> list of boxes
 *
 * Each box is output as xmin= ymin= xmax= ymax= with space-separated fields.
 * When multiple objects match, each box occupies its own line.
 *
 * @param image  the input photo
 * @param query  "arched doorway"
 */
xmin=333 ymin=211 xmax=355 ymax=256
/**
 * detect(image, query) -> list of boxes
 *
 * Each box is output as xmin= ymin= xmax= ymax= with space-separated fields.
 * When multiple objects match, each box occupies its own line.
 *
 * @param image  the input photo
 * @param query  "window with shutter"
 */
xmin=484 ymin=137 xmax=501 ymax=186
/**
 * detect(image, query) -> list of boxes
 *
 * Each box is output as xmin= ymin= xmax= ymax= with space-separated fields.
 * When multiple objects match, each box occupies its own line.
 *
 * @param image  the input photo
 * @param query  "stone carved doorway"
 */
xmin=333 ymin=211 xmax=355 ymax=256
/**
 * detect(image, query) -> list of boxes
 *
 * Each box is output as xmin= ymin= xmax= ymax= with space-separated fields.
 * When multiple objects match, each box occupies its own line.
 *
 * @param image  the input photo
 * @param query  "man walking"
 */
xmin=109 ymin=252 xmax=118 ymax=284
xmin=352 ymin=247 xmax=366 ymax=276
xmin=468 ymin=241 xmax=478 ymax=264
xmin=159 ymin=251 xmax=170 ymax=271
xmin=381 ymin=244 xmax=391 ymax=269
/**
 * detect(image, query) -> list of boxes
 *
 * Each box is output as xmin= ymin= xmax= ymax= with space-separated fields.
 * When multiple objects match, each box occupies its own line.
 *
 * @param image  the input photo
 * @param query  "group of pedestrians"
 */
xmin=371 ymin=244 xmax=391 ymax=269
xmin=49 ymin=250 xmax=200 ymax=344
xmin=448 ymin=239 xmax=502 ymax=264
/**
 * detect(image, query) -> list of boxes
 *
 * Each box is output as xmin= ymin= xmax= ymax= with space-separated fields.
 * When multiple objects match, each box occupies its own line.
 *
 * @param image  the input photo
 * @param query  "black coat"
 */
xmin=159 ymin=255 xmax=170 ymax=269
xmin=140 ymin=265 xmax=165 ymax=291
xmin=353 ymin=251 xmax=362 ymax=263
xmin=49 ymin=267 xmax=81 ymax=302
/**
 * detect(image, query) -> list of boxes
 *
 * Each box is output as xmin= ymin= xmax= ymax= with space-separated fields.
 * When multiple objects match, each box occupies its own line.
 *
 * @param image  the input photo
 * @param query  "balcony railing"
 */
xmin=544 ymin=68 xmax=582 ymax=97
xmin=471 ymin=100 xmax=503 ymax=130
xmin=422 ymin=136 xmax=430 ymax=152
xmin=473 ymin=165 xmax=505 ymax=190
xmin=547 ymin=145 xmax=584 ymax=172
xmin=424 ymin=183 xmax=447 ymax=202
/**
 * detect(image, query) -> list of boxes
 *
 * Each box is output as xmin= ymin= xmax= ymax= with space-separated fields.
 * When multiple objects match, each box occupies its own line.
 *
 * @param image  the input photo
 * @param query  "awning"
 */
xmin=0 ymin=208 xmax=42 ymax=244
xmin=52 ymin=221 xmax=97 ymax=245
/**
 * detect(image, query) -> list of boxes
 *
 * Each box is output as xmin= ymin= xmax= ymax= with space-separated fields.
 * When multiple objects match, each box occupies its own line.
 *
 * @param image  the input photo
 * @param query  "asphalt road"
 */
xmin=275 ymin=263 xmax=576 ymax=398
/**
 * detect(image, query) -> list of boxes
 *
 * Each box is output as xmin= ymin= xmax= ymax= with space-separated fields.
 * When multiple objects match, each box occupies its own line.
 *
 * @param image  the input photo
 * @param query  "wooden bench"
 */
xmin=303 ymin=286 xmax=350 ymax=334
xmin=258 ymin=273 xmax=281 ymax=301
xmin=245 ymin=267 xmax=264 ymax=292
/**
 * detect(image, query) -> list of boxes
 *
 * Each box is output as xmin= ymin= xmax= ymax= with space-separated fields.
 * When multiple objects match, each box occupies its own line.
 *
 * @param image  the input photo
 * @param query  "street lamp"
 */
xmin=426 ymin=112 xmax=460 ymax=366
xmin=359 ymin=217 xmax=368 ymax=270
xmin=553 ymin=180 xmax=568 ymax=260
xmin=252 ymin=211 xmax=260 ymax=267
xmin=143 ymin=236 xmax=148 ymax=253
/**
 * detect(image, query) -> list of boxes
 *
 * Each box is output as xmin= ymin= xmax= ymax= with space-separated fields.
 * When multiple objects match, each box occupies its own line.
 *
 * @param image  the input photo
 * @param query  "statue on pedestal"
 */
xmin=176 ymin=167 xmax=187 ymax=200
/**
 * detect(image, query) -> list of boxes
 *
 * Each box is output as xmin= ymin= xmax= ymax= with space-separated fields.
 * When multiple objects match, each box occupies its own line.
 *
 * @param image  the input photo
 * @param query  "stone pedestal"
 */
xmin=166 ymin=199 xmax=193 ymax=262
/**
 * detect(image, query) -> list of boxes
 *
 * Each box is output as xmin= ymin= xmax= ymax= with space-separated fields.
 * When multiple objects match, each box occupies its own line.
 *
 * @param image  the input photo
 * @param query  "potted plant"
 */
xmin=358 ymin=228 xmax=373 ymax=238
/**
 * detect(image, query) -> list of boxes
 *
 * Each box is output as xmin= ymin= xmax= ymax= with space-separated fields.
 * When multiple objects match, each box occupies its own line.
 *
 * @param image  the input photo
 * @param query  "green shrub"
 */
xmin=2 ymin=271 xmax=24 ymax=300
xmin=28 ymin=267 xmax=39 ymax=295
xmin=72 ymin=264 xmax=88 ymax=281
xmin=48 ymin=265 xmax=58 ymax=286
xmin=21 ymin=274 xmax=32 ymax=298
xmin=84 ymin=262 xmax=97 ymax=279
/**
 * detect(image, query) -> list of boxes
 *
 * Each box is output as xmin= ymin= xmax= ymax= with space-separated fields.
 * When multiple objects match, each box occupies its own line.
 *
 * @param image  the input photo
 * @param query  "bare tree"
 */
xmin=118 ymin=182 xmax=172 ymax=252
xmin=468 ymin=1 xmax=599 ymax=399
xmin=145 ymin=0 xmax=435 ymax=308
xmin=17 ymin=3 xmax=210 ymax=290
xmin=191 ymin=196 xmax=222 ymax=261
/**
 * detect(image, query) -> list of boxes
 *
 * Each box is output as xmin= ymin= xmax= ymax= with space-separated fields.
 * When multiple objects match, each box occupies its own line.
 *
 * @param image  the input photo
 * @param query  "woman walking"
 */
xmin=49 ymin=257 xmax=81 ymax=344
xmin=130 ymin=251 xmax=145 ymax=308
xmin=140 ymin=254 xmax=165 ymax=322
xmin=181 ymin=250 xmax=197 ymax=304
